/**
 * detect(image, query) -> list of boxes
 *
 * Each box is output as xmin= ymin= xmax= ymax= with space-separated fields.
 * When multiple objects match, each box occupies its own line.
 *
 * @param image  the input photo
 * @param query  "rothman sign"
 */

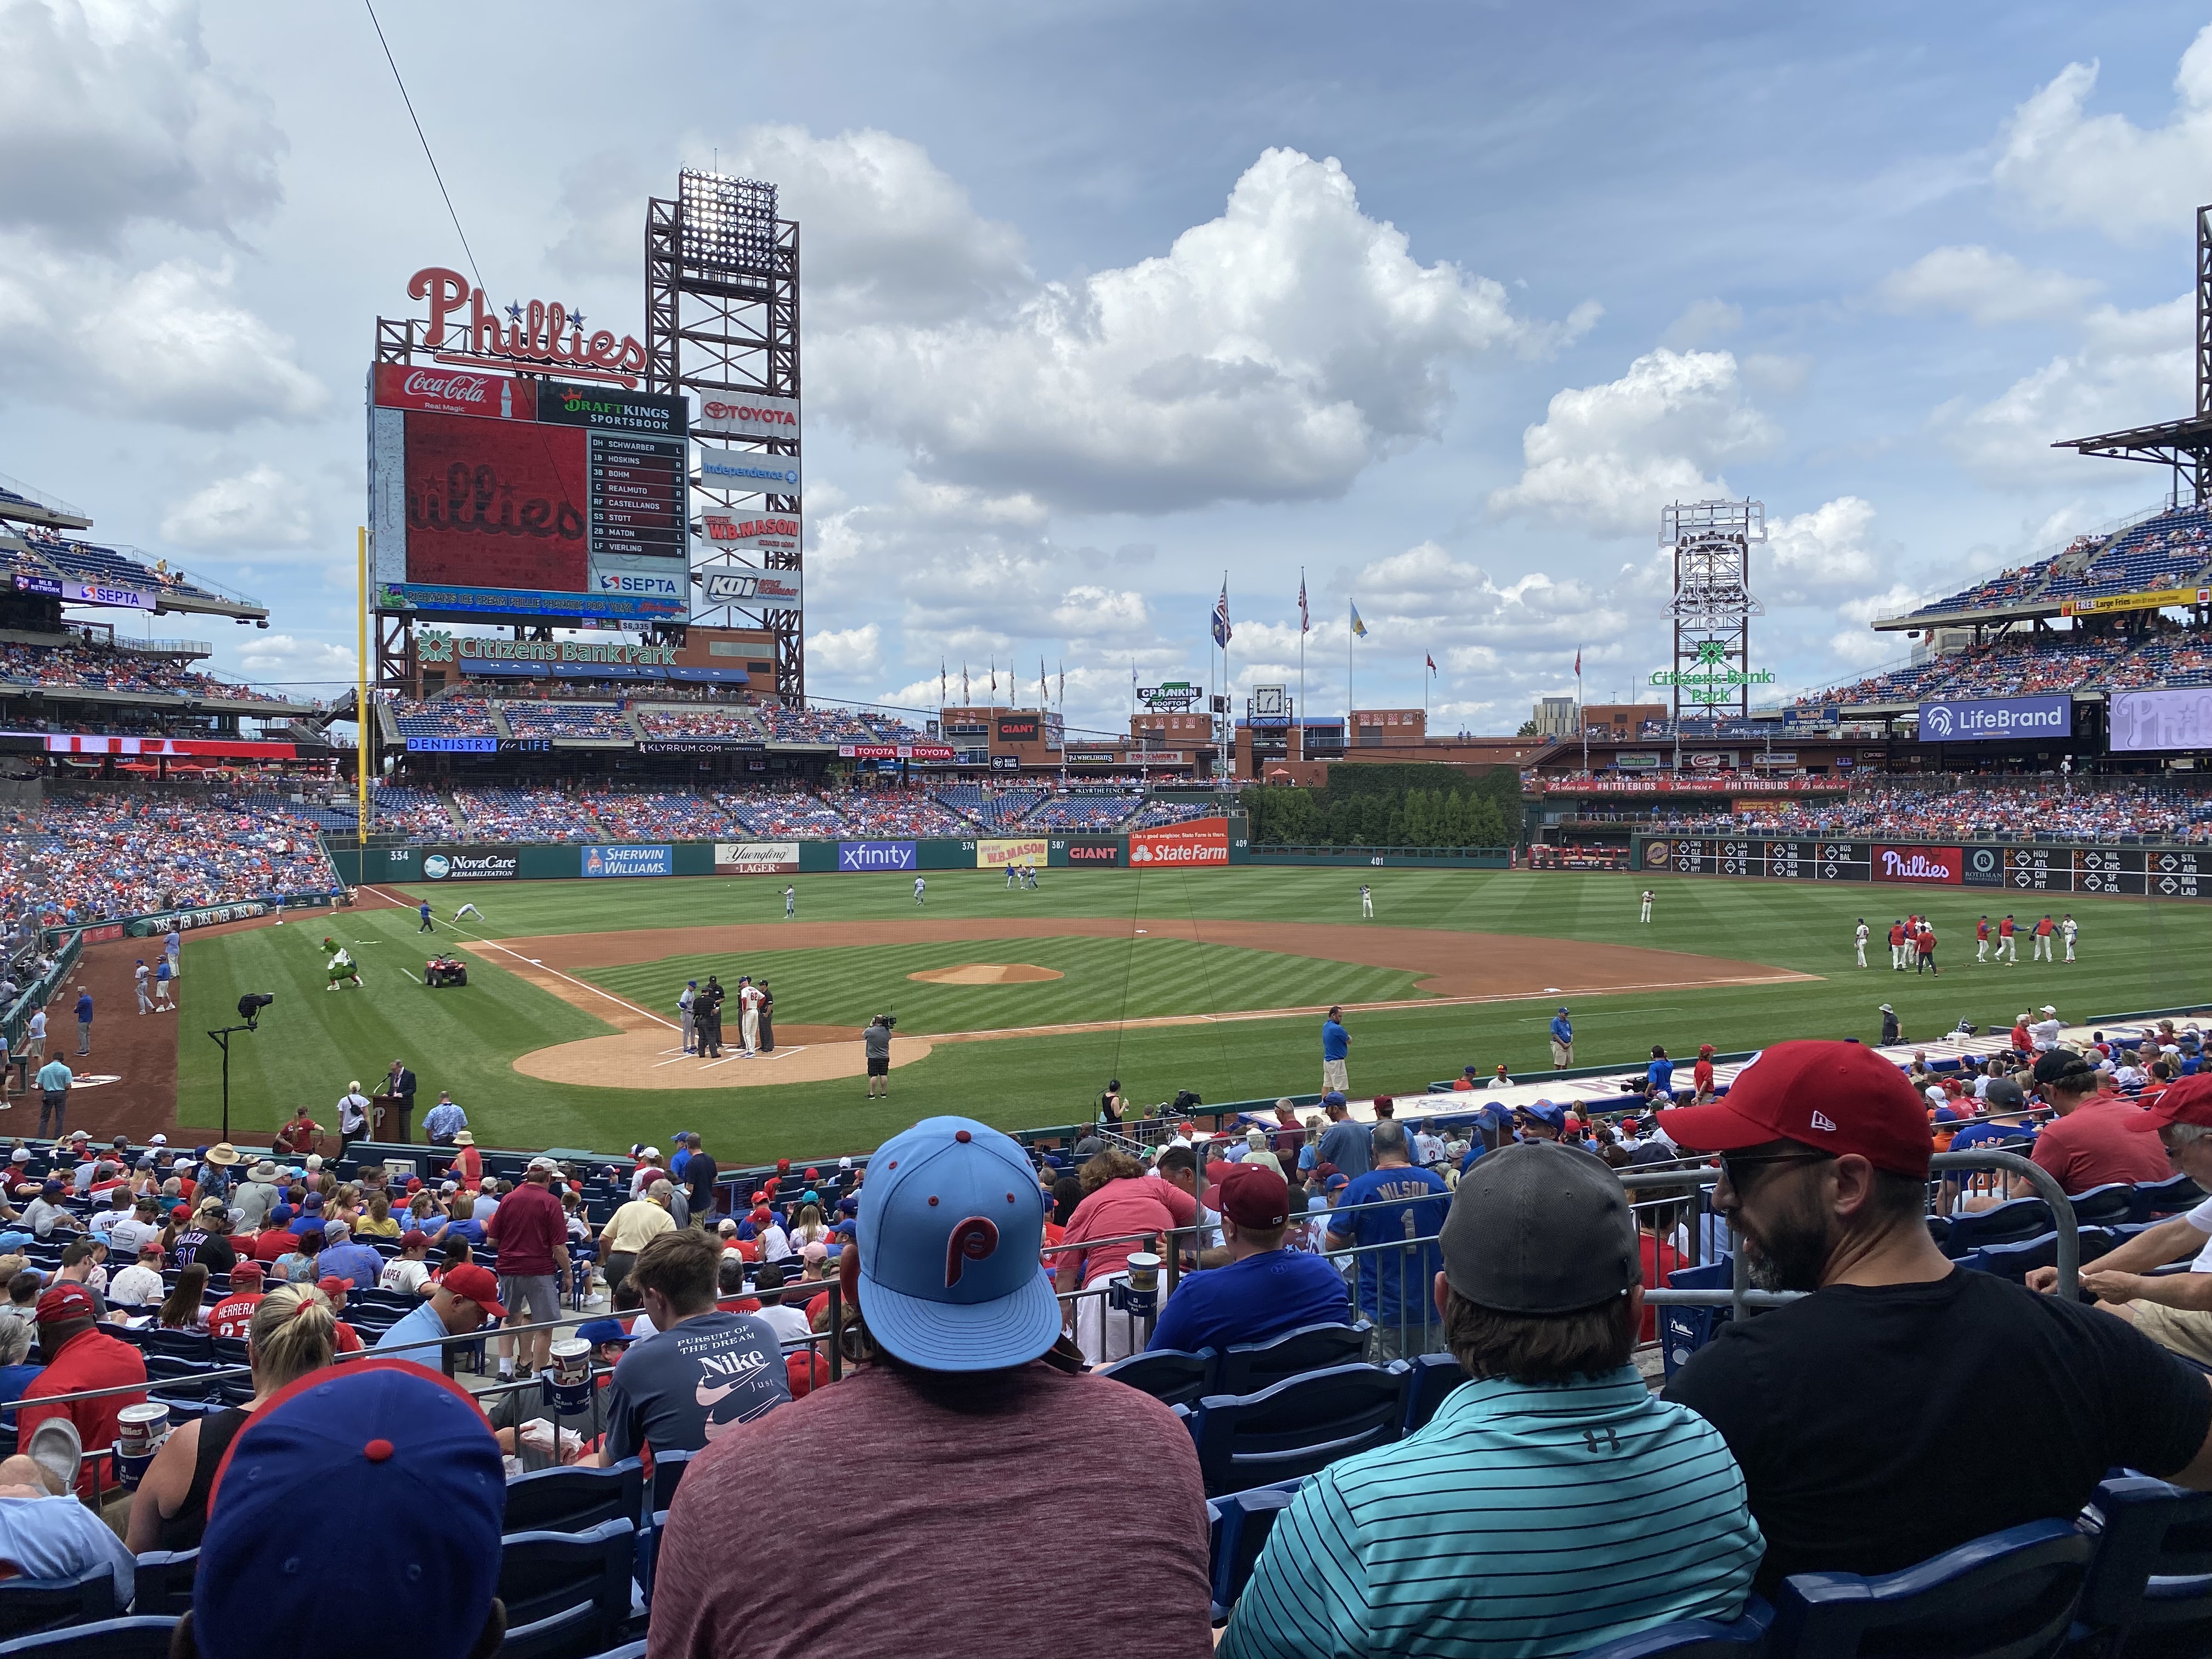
xmin=1915 ymin=695 xmax=2072 ymax=743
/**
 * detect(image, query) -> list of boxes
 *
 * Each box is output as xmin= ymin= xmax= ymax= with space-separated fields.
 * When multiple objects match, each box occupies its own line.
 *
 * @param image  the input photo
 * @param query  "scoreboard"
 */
xmin=1635 ymin=836 xmax=2209 ymax=899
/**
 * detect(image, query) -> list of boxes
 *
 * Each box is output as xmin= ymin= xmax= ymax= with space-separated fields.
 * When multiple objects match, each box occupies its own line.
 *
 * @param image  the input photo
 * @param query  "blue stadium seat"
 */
xmin=1962 ymin=1229 xmax=2119 ymax=1284
xmin=646 ymin=1449 xmax=693 ymax=1518
xmin=1571 ymin=1598 xmax=1774 ymax=1658
xmin=2069 ymin=1183 xmax=2146 ymax=1228
xmin=497 ymin=1517 xmax=634 ymax=1652
xmin=1399 ymin=1352 xmax=1465 ymax=1434
xmin=0 ymin=1567 xmax=117 ymax=1638
xmin=1662 ymin=1257 xmax=1736 ymax=1379
xmin=497 ymin=1601 xmax=605 ymax=1659
xmin=127 ymin=1550 xmax=194 ymax=1617
xmin=1098 ymin=1347 xmax=1217 ymax=1409
xmin=139 ymin=1331 xmax=212 ymax=1364
xmin=2137 ymin=1176 xmax=2205 ymax=1218
xmin=2072 ymin=1474 xmax=2212 ymax=1657
xmin=0 ymin=1616 xmax=179 ymax=1657
xmin=1943 ymin=1199 xmax=2055 ymax=1257
xmin=579 ymin=1645 xmax=647 ymax=1659
xmin=1213 ymin=1319 xmax=1367 ymax=1396
xmin=1206 ymin=1480 xmax=1307 ymax=1622
xmin=634 ymin=1509 xmax=670 ymax=1611
xmin=1178 ymin=1362 xmax=1410 ymax=1498
xmin=1768 ymin=1517 xmax=2092 ymax=1659
xmin=504 ymin=1459 xmax=645 ymax=1536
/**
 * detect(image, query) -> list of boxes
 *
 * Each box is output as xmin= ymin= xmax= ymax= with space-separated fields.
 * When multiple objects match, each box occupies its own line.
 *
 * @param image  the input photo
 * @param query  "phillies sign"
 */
xmin=1874 ymin=844 xmax=1962 ymax=884
xmin=408 ymin=266 xmax=650 ymax=388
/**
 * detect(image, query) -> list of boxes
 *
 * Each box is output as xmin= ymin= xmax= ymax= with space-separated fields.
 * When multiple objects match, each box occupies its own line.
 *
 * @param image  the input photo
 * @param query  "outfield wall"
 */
xmin=1249 ymin=845 xmax=1511 ymax=868
xmin=1629 ymin=833 xmax=2212 ymax=899
xmin=325 ymin=815 xmax=1252 ymax=888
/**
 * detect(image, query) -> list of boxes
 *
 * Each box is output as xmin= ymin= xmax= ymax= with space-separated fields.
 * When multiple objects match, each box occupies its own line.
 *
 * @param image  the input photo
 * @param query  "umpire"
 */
xmin=697 ymin=976 xmax=726 ymax=1059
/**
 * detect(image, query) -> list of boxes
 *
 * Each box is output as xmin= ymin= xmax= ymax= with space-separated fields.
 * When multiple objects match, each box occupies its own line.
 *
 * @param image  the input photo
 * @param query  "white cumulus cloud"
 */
xmin=806 ymin=622 xmax=883 ymax=676
xmin=819 ymin=146 xmax=1593 ymax=512
xmin=1762 ymin=496 xmax=1886 ymax=604
xmin=0 ymin=0 xmax=284 ymax=249
xmin=230 ymin=633 xmax=355 ymax=692
xmin=1489 ymin=348 xmax=1779 ymax=535
xmin=1874 ymin=245 xmax=2100 ymax=325
xmin=162 ymin=463 xmax=313 ymax=549
xmin=1993 ymin=25 xmax=2212 ymax=240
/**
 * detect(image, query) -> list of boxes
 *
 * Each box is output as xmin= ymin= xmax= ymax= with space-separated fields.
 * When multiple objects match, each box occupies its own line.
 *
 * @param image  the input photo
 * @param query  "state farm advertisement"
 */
xmin=714 ymin=842 xmax=800 ymax=875
xmin=373 ymin=363 xmax=527 ymax=420
xmin=1875 ymin=844 xmax=1963 ymax=885
xmin=1128 ymin=817 xmax=1231 ymax=866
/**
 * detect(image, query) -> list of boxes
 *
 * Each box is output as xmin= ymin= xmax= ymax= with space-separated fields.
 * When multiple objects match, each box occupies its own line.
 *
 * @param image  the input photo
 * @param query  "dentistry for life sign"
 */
xmin=1915 ymin=695 xmax=2071 ymax=743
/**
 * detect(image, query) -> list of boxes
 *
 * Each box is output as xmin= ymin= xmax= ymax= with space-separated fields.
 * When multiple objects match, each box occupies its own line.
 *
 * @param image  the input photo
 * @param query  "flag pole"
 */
xmin=1347 ymin=600 xmax=1353 ymax=743
xmin=1297 ymin=567 xmax=1306 ymax=764
xmin=356 ymin=526 xmax=369 ymax=846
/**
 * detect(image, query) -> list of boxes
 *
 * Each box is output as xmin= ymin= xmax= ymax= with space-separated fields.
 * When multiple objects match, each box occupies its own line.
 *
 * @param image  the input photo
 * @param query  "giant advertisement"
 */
xmin=582 ymin=845 xmax=674 ymax=878
xmin=2110 ymin=687 xmax=2212 ymax=753
xmin=838 ymin=840 xmax=917 ymax=871
xmin=1128 ymin=817 xmax=1231 ymax=865
xmin=369 ymin=368 xmax=689 ymax=621
xmin=977 ymin=837 xmax=1048 ymax=869
xmin=1915 ymin=695 xmax=2072 ymax=743
xmin=714 ymin=842 xmax=800 ymax=874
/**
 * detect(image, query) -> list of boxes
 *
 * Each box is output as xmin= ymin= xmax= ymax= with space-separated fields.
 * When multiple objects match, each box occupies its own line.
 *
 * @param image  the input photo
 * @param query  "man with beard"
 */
xmin=1660 ymin=1039 xmax=2212 ymax=1593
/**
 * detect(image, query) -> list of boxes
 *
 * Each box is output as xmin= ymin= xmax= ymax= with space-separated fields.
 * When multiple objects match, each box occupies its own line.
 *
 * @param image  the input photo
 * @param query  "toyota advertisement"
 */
xmin=1915 ymin=695 xmax=2072 ymax=743
xmin=1873 ymin=844 xmax=1963 ymax=884
xmin=1128 ymin=817 xmax=1231 ymax=866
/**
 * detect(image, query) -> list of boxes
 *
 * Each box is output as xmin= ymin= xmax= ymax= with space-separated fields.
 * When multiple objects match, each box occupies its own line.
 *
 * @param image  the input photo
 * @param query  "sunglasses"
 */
xmin=1717 ymin=1149 xmax=1835 ymax=1189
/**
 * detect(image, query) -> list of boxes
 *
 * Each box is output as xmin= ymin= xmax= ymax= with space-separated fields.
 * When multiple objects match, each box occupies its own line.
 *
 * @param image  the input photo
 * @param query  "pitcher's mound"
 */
xmin=907 ymin=962 xmax=1063 ymax=985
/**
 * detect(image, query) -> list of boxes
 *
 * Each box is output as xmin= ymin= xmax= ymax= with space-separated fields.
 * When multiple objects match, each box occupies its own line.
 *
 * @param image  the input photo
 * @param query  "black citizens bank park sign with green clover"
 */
xmin=1632 ymin=834 xmax=2209 ymax=898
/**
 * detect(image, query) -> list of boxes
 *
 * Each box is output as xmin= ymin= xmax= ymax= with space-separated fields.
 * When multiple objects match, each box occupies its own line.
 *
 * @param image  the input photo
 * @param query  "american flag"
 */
xmin=1212 ymin=579 xmax=1232 ymax=648
xmin=1298 ymin=572 xmax=1309 ymax=635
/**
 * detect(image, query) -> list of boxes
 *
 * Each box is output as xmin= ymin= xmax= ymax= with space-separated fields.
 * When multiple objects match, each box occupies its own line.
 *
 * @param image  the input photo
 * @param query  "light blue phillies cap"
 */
xmin=857 ymin=1116 xmax=1059 ymax=1372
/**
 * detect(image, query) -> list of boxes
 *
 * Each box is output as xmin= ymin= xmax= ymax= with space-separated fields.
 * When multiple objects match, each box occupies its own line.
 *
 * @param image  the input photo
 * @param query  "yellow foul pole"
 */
xmin=357 ymin=526 xmax=370 ymax=847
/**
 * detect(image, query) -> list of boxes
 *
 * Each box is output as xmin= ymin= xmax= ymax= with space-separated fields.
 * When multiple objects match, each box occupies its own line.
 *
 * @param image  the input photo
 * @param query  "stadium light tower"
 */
xmin=1658 ymin=500 xmax=1768 ymax=746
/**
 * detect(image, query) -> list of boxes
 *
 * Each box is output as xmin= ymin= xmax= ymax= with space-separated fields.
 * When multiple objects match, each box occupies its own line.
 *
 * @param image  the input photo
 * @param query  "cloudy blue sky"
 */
xmin=3 ymin=1 xmax=2210 ymax=742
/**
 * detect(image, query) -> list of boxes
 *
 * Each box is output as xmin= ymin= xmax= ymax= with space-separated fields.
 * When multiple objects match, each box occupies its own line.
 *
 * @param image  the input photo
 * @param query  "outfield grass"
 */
xmin=177 ymin=867 xmax=2212 ymax=1162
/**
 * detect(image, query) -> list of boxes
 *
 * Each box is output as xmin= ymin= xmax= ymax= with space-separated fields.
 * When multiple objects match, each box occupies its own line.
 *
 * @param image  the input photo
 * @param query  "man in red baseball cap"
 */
xmin=1661 ymin=1040 xmax=2212 ymax=1592
xmin=370 ymin=1262 xmax=504 ymax=1370
xmin=16 ymin=1281 xmax=146 ymax=1500
xmin=1142 ymin=1164 xmax=1351 ymax=1357
xmin=2022 ymin=1075 xmax=2212 ymax=1365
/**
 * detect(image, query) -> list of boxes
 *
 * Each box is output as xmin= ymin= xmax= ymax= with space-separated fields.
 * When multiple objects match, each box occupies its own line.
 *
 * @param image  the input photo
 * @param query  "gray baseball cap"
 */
xmin=1439 ymin=1141 xmax=1637 ymax=1314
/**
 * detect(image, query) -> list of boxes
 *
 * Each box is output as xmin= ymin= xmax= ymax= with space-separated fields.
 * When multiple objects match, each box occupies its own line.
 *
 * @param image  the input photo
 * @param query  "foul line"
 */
xmin=360 ymin=889 xmax=679 ymax=1033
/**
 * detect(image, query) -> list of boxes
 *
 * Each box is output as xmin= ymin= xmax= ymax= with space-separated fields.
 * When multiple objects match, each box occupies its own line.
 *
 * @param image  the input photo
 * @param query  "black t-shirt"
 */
xmin=1666 ymin=1267 xmax=2211 ymax=1590
xmin=684 ymin=1153 xmax=718 ymax=1216
xmin=171 ymin=1229 xmax=236 ymax=1278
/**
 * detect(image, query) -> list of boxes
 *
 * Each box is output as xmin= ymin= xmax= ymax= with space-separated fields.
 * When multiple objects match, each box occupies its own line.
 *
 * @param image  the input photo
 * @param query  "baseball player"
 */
xmin=678 ymin=980 xmax=698 ymax=1055
xmin=1639 ymin=889 xmax=1654 ymax=923
xmin=914 ymin=876 xmax=926 ymax=907
xmin=1024 ymin=862 xmax=1037 ymax=890
xmin=2033 ymin=913 xmax=2055 ymax=962
xmin=739 ymin=975 xmax=764 ymax=1057
xmin=1998 ymin=913 xmax=2018 ymax=963
xmin=1853 ymin=919 xmax=1869 ymax=967
xmin=1888 ymin=918 xmax=1907 ymax=970
xmin=153 ymin=956 xmax=172 ymax=1010
xmin=784 ymin=885 xmax=796 ymax=919
xmin=134 ymin=959 xmax=153 ymax=1014
xmin=1976 ymin=915 xmax=1990 ymax=963
xmin=163 ymin=927 xmax=180 ymax=983
xmin=2062 ymin=913 xmax=2079 ymax=962
xmin=1006 ymin=861 xmax=1019 ymax=889
xmin=451 ymin=901 xmax=483 ymax=923
xmin=1361 ymin=884 xmax=1374 ymax=918
xmin=1915 ymin=921 xmax=1938 ymax=977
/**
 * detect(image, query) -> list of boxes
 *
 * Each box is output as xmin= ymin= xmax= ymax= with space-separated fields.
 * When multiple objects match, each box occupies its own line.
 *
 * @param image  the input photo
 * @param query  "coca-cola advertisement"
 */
xmin=373 ymin=363 xmax=526 ymax=420
xmin=1873 ymin=844 xmax=1963 ymax=884
xmin=403 ymin=411 xmax=589 ymax=591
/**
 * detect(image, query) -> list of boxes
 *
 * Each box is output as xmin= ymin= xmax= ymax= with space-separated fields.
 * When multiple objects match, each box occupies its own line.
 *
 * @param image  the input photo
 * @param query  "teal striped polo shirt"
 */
xmin=1217 ymin=1366 xmax=1763 ymax=1658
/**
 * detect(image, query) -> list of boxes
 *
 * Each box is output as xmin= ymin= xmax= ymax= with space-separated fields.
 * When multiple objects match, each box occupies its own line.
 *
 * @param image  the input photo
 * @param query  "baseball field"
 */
xmin=163 ymin=867 xmax=2212 ymax=1161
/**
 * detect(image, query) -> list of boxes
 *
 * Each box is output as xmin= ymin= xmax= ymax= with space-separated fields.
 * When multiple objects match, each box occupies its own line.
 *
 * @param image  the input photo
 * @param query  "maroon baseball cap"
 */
xmin=1660 ymin=1039 xmax=1932 ymax=1177
xmin=35 ymin=1283 xmax=97 ymax=1323
xmin=2125 ymin=1074 xmax=2212 ymax=1131
xmin=1206 ymin=1163 xmax=1291 ymax=1230
xmin=440 ymin=1263 xmax=506 ymax=1318
xmin=400 ymin=1229 xmax=428 ymax=1248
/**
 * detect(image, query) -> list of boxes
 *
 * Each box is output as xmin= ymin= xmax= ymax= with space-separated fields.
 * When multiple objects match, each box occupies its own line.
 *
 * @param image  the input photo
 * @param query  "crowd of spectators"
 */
xmin=827 ymin=786 xmax=973 ymax=837
xmin=1655 ymin=778 xmax=2212 ymax=843
xmin=1027 ymin=793 xmax=1143 ymax=831
xmin=0 ymin=792 xmax=338 ymax=921
xmin=580 ymin=791 xmax=738 ymax=842
xmin=451 ymin=788 xmax=604 ymax=843
xmin=498 ymin=702 xmax=636 ymax=741
xmin=716 ymin=787 xmax=849 ymax=838
xmin=1800 ymin=624 xmax=2212 ymax=708
xmin=634 ymin=707 xmax=769 ymax=740
xmin=386 ymin=696 xmax=497 ymax=741
xmin=0 ymin=641 xmax=291 ymax=707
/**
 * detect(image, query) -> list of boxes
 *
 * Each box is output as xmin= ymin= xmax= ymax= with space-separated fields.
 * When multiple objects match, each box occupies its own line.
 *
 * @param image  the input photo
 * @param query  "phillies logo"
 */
xmin=945 ymin=1217 xmax=1000 ymax=1286
xmin=409 ymin=266 xmax=649 ymax=388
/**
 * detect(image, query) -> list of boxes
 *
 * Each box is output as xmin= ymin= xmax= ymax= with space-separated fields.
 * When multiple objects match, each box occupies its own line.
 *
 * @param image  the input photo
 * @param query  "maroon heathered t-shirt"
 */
xmin=645 ymin=1361 xmax=1214 ymax=1659
xmin=2029 ymin=1098 xmax=2170 ymax=1194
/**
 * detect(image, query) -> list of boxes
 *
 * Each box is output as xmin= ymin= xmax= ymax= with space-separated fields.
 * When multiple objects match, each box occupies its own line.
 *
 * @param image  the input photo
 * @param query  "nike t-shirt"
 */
xmin=604 ymin=1308 xmax=789 ymax=1460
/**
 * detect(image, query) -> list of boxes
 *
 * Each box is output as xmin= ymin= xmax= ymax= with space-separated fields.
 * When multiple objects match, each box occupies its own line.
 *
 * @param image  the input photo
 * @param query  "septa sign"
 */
xmin=1874 ymin=844 xmax=1963 ymax=884
xmin=1128 ymin=817 xmax=1231 ymax=866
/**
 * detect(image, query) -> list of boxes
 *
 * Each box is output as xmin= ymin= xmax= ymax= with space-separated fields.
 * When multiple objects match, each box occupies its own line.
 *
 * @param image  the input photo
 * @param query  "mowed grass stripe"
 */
xmin=582 ymin=937 xmax=1422 ymax=1034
